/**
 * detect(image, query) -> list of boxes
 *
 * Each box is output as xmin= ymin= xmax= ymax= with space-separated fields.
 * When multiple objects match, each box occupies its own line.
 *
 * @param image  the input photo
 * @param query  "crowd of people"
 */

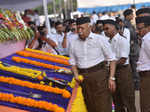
xmin=22 ymin=7 xmax=150 ymax=112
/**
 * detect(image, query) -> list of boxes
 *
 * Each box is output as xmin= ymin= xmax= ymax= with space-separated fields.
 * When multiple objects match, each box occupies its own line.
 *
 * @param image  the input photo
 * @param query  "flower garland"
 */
xmin=16 ymin=50 xmax=70 ymax=66
xmin=68 ymin=75 xmax=84 ymax=88
xmin=0 ymin=62 xmax=44 ymax=80
xmin=25 ymin=48 xmax=69 ymax=60
xmin=0 ymin=76 xmax=71 ymax=99
xmin=0 ymin=9 xmax=33 ymax=42
xmin=0 ymin=92 xmax=65 ymax=112
xmin=12 ymin=56 xmax=71 ymax=72
xmin=67 ymin=75 xmax=86 ymax=112
xmin=70 ymin=86 xmax=87 ymax=112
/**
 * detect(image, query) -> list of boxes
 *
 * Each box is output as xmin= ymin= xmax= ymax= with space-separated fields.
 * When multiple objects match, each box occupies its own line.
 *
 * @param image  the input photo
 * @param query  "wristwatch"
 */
xmin=109 ymin=77 xmax=116 ymax=81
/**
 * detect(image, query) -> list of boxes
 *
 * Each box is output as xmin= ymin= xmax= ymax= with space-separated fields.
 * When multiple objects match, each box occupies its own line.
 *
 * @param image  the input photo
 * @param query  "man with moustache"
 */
xmin=136 ymin=16 xmax=150 ymax=112
xmin=103 ymin=19 xmax=136 ymax=112
xmin=69 ymin=17 xmax=116 ymax=112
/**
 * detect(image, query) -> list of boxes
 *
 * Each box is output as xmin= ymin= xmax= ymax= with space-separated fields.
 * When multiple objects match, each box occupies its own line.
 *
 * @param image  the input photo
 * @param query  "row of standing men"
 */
xmin=26 ymin=7 xmax=150 ymax=112
xmin=69 ymin=7 xmax=150 ymax=112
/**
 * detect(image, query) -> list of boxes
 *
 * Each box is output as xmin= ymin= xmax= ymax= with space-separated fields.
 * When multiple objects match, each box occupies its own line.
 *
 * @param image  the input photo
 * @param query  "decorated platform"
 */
xmin=0 ymin=48 xmax=114 ymax=112
xmin=0 ymin=48 xmax=76 ymax=112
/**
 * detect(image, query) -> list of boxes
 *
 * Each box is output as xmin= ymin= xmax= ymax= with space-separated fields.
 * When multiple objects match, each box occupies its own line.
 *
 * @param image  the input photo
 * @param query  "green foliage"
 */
xmin=34 ymin=0 xmax=77 ymax=15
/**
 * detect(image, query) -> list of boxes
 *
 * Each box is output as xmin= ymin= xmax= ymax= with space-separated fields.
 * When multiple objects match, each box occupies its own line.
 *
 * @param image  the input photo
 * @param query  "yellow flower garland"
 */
xmin=12 ymin=56 xmax=71 ymax=72
xmin=71 ymin=86 xmax=87 ymax=112
xmin=0 ymin=76 xmax=71 ymax=99
xmin=16 ymin=50 xmax=70 ymax=66
xmin=0 ymin=92 xmax=65 ymax=112
xmin=0 ymin=62 xmax=44 ymax=80
xmin=25 ymin=48 xmax=69 ymax=60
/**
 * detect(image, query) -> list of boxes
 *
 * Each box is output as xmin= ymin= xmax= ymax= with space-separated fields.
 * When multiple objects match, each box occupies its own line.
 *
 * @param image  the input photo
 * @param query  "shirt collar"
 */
xmin=88 ymin=32 xmax=94 ymax=39
xmin=110 ymin=33 xmax=120 ymax=42
xmin=78 ymin=32 xmax=94 ymax=41
xmin=143 ymin=32 xmax=150 ymax=41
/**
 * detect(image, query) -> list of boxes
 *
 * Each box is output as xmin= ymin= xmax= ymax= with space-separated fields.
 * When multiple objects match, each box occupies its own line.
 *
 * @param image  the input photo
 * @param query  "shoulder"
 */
xmin=124 ymin=28 xmax=130 ymax=32
xmin=91 ymin=33 xmax=107 ymax=40
xmin=143 ymin=32 xmax=150 ymax=44
xmin=118 ymin=35 xmax=128 ymax=45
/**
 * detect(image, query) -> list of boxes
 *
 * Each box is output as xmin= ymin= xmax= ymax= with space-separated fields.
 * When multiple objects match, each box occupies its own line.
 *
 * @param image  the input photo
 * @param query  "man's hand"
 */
xmin=74 ymin=75 xmax=83 ymax=84
xmin=108 ymin=79 xmax=116 ymax=93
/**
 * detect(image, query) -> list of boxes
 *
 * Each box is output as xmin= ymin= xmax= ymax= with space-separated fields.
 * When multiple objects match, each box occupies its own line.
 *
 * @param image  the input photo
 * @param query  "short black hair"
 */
xmin=123 ymin=9 xmax=133 ymax=17
xmin=55 ymin=21 xmax=62 ymax=27
xmin=96 ymin=20 xmax=104 ymax=25
xmin=76 ymin=17 xmax=90 ymax=25
xmin=103 ymin=19 xmax=119 ymax=30
xmin=69 ymin=19 xmax=76 ymax=25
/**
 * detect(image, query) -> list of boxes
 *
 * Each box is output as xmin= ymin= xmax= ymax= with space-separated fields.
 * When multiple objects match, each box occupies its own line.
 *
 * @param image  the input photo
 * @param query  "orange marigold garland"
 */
xmin=25 ymin=48 xmax=69 ymax=60
xmin=0 ymin=92 xmax=65 ymax=112
xmin=0 ymin=76 xmax=71 ymax=99
xmin=12 ymin=56 xmax=71 ymax=72
xmin=16 ymin=50 xmax=70 ymax=66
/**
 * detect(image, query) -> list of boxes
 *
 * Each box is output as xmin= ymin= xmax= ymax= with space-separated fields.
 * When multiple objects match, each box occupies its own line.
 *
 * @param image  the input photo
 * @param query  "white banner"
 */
xmin=0 ymin=0 xmax=52 ymax=11
xmin=77 ymin=0 xmax=150 ymax=8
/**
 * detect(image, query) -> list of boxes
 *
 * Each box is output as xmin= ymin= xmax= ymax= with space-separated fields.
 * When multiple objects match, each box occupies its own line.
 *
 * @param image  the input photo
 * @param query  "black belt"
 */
xmin=139 ymin=71 xmax=150 ymax=76
xmin=117 ymin=64 xmax=129 ymax=69
xmin=78 ymin=61 xmax=106 ymax=73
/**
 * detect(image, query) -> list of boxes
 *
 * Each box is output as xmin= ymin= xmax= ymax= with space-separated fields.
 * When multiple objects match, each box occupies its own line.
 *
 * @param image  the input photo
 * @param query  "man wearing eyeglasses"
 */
xmin=69 ymin=17 xmax=116 ymax=112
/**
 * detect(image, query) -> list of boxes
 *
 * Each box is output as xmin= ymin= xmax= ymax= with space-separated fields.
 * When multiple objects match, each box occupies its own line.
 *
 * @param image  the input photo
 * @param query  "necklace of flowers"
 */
xmin=25 ymin=48 xmax=69 ymax=60
xmin=12 ymin=56 xmax=71 ymax=72
xmin=0 ymin=76 xmax=71 ymax=99
xmin=0 ymin=92 xmax=65 ymax=112
xmin=16 ymin=50 xmax=70 ymax=66
xmin=0 ymin=62 xmax=44 ymax=80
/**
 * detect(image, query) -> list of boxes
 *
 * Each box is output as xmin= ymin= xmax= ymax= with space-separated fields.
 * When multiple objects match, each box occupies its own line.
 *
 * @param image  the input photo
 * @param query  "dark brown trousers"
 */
xmin=78 ymin=63 xmax=112 ymax=112
xmin=139 ymin=71 xmax=150 ymax=112
xmin=113 ymin=65 xmax=136 ymax=112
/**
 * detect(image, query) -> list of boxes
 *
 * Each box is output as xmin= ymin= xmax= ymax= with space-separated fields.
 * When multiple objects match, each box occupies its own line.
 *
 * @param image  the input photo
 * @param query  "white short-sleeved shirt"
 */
xmin=41 ymin=34 xmax=58 ymax=54
xmin=137 ymin=32 xmax=150 ymax=72
xmin=69 ymin=32 xmax=116 ymax=69
xmin=123 ymin=28 xmax=130 ymax=44
xmin=51 ymin=33 xmax=67 ymax=55
xmin=66 ymin=32 xmax=78 ymax=55
xmin=109 ymin=33 xmax=130 ymax=65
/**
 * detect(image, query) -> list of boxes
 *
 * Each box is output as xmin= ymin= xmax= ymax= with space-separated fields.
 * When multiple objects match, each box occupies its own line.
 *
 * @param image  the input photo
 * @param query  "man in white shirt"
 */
xmin=136 ymin=16 xmax=150 ymax=112
xmin=103 ymin=19 xmax=136 ymax=112
xmin=90 ymin=11 xmax=99 ymax=25
xmin=69 ymin=17 xmax=116 ymax=112
xmin=62 ymin=19 xmax=78 ymax=56
xmin=52 ymin=21 xmax=67 ymax=55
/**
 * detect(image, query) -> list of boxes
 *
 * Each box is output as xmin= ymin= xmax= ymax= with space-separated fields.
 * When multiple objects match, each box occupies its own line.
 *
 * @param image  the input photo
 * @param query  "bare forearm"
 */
xmin=109 ymin=60 xmax=116 ymax=77
xmin=28 ymin=36 xmax=38 ymax=48
xmin=41 ymin=37 xmax=57 ymax=48
xmin=62 ymin=36 xmax=67 ymax=48
xmin=71 ymin=65 xmax=79 ymax=77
